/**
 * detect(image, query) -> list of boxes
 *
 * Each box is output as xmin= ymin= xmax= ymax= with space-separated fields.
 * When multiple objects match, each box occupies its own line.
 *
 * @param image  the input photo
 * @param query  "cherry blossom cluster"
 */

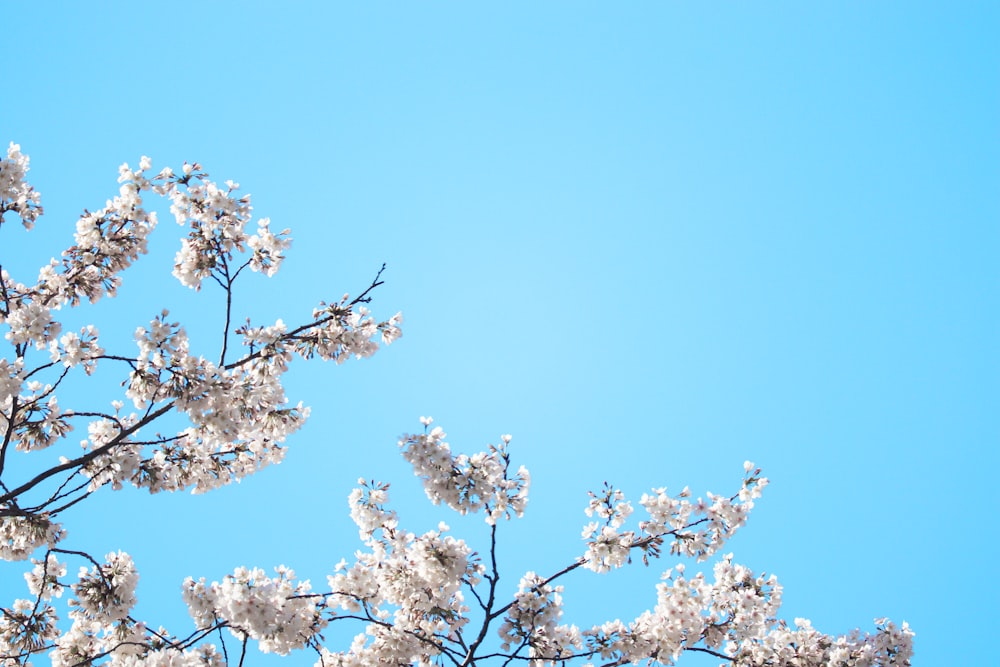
xmin=580 ymin=461 xmax=768 ymax=575
xmin=68 ymin=551 xmax=138 ymax=625
xmin=113 ymin=310 xmax=308 ymax=494
xmin=399 ymin=418 xmax=529 ymax=525
xmin=0 ymin=143 xmax=42 ymax=230
xmin=578 ymin=557 xmax=778 ymax=664
xmin=499 ymin=572 xmax=579 ymax=660
xmin=725 ymin=615 xmax=915 ymax=666
xmin=7 ymin=387 xmax=69 ymax=454
xmin=183 ymin=566 xmax=324 ymax=656
xmin=25 ymin=550 xmax=149 ymax=667
xmin=0 ymin=513 xmax=64 ymax=564
xmin=160 ymin=164 xmax=291 ymax=290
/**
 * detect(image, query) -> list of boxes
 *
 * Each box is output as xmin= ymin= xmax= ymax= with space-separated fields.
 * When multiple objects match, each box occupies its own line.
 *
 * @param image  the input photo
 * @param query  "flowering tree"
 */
xmin=0 ymin=142 xmax=913 ymax=667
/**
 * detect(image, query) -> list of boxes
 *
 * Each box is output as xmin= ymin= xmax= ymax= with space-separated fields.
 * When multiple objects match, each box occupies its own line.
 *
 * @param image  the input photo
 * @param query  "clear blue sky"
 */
xmin=3 ymin=2 xmax=997 ymax=665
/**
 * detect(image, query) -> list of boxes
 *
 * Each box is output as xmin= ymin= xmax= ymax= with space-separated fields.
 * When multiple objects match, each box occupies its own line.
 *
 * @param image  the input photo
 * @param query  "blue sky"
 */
xmin=2 ymin=2 xmax=997 ymax=664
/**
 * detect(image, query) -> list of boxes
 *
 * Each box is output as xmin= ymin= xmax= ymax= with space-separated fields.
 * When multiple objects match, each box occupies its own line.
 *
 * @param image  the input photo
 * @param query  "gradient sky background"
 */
xmin=2 ymin=2 xmax=997 ymax=665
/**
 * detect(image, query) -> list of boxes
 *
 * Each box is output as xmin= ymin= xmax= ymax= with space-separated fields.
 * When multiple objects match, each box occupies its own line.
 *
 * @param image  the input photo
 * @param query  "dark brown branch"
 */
xmin=0 ymin=403 xmax=172 ymax=507
xmin=462 ymin=523 xmax=500 ymax=666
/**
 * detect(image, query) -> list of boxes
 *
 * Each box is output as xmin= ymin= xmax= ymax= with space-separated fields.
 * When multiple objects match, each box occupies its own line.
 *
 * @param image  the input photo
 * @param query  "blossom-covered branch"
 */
xmin=0 ymin=143 xmax=401 ymax=543
xmin=0 ymin=143 xmax=912 ymax=667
